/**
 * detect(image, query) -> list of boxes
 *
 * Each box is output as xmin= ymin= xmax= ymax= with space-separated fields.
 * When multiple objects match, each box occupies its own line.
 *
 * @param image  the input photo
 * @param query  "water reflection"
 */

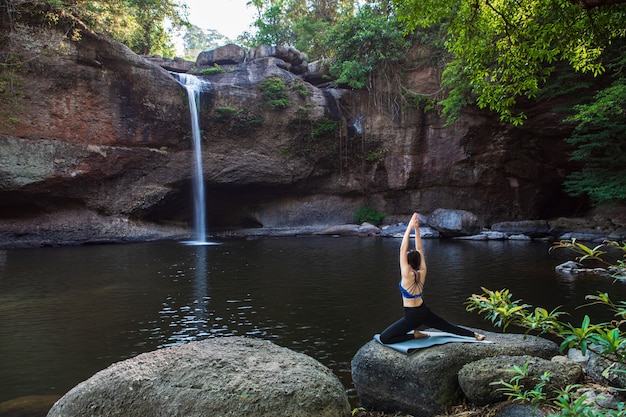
xmin=0 ymin=237 xmax=624 ymax=405
xmin=159 ymin=245 xmax=212 ymax=346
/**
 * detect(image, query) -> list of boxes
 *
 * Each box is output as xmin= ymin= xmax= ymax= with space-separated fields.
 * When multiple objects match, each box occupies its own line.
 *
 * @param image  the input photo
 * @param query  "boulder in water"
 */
xmin=427 ymin=208 xmax=482 ymax=237
xmin=48 ymin=337 xmax=351 ymax=417
xmin=351 ymin=330 xmax=559 ymax=416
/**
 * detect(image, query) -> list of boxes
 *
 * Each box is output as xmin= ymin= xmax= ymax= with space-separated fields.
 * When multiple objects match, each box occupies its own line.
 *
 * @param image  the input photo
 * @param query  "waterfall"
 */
xmin=173 ymin=73 xmax=214 ymax=245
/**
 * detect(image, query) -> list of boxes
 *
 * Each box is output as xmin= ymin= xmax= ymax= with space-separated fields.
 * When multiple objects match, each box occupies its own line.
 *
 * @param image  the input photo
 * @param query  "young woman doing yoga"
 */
xmin=379 ymin=213 xmax=486 ymax=344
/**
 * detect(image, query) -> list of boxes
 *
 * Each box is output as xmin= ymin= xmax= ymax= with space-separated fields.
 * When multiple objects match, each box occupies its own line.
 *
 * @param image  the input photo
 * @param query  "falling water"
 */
xmin=174 ymin=73 xmax=214 ymax=245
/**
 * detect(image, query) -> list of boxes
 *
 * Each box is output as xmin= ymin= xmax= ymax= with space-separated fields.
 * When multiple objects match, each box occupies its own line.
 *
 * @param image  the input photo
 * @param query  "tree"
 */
xmin=392 ymin=0 xmax=626 ymax=124
xmin=241 ymin=0 xmax=355 ymax=60
xmin=35 ymin=0 xmax=189 ymax=57
xmin=183 ymin=25 xmax=228 ymax=60
xmin=326 ymin=3 xmax=409 ymax=89
xmin=563 ymin=79 xmax=626 ymax=204
xmin=125 ymin=0 xmax=188 ymax=55
xmin=243 ymin=0 xmax=294 ymax=46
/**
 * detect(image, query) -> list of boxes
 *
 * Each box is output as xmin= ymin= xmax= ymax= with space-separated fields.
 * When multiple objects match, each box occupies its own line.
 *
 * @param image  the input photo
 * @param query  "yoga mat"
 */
xmin=374 ymin=331 xmax=494 ymax=354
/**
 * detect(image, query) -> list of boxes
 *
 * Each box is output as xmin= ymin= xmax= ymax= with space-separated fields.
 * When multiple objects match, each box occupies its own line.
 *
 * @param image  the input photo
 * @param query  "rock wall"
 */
xmin=0 ymin=2 xmax=587 ymax=247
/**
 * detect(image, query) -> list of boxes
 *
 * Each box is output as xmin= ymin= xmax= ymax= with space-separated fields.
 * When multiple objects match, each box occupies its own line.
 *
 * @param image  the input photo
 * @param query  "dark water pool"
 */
xmin=1 ymin=237 xmax=623 ymax=404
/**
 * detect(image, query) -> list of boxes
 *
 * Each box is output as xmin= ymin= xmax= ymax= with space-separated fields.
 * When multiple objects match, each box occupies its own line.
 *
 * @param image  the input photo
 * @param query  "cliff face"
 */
xmin=0 ymin=4 xmax=583 ymax=247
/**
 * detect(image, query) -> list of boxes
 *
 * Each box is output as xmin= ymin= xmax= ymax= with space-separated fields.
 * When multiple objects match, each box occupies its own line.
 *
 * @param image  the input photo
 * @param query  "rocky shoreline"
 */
xmin=218 ymin=208 xmax=626 ymax=243
xmin=1 ymin=207 xmax=625 ymax=250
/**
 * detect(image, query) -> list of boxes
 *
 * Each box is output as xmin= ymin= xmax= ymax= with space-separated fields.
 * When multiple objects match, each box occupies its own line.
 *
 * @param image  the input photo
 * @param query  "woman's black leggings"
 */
xmin=379 ymin=303 xmax=474 ymax=344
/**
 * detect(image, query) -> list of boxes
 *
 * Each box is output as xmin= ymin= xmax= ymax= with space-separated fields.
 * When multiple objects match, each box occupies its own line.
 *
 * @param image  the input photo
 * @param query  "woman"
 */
xmin=379 ymin=213 xmax=486 ymax=344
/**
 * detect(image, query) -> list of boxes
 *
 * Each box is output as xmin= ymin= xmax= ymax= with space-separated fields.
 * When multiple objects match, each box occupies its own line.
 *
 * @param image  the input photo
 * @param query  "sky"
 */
xmin=182 ymin=0 xmax=257 ymax=40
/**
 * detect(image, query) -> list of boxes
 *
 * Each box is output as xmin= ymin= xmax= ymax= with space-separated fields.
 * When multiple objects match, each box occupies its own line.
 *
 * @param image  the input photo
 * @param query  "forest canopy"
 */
xmin=392 ymin=0 xmax=626 ymax=124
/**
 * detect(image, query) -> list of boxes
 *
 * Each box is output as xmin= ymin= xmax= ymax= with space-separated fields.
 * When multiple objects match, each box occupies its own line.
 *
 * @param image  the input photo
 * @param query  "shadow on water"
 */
xmin=1 ymin=237 xmax=625 ymax=409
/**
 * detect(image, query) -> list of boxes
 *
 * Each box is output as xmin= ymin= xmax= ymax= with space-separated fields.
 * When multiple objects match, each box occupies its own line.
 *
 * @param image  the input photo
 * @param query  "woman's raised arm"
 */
xmin=399 ymin=213 xmax=419 ymax=267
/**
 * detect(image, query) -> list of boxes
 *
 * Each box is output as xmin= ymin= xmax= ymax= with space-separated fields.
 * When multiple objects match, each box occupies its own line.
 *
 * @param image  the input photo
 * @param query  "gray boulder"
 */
xmin=317 ymin=223 xmax=381 ymax=236
xmin=142 ymin=55 xmax=194 ymax=72
xmin=558 ymin=230 xmax=607 ymax=242
xmin=351 ymin=330 xmax=559 ymax=417
xmin=493 ymin=403 xmax=549 ymax=417
xmin=304 ymin=59 xmax=331 ymax=85
xmin=427 ymin=208 xmax=482 ymax=237
xmin=248 ymin=45 xmax=308 ymax=74
xmin=196 ymin=44 xmax=246 ymax=66
xmin=381 ymin=224 xmax=440 ymax=238
xmin=47 ymin=337 xmax=350 ymax=417
xmin=458 ymin=355 xmax=583 ymax=405
xmin=555 ymin=261 xmax=613 ymax=278
xmin=491 ymin=220 xmax=550 ymax=238
xmin=587 ymin=351 xmax=626 ymax=389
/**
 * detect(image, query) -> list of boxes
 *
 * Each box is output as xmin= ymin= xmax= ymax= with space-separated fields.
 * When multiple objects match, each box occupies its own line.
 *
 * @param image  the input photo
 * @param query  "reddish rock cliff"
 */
xmin=0 ymin=2 xmax=585 ymax=247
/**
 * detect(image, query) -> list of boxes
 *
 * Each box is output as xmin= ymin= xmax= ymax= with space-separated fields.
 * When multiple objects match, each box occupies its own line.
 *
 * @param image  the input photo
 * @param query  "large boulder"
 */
xmin=142 ymin=55 xmax=195 ymax=72
xmin=196 ymin=44 xmax=246 ymax=66
xmin=458 ymin=355 xmax=584 ymax=405
xmin=427 ymin=209 xmax=482 ymax=237
xmin=491 ymin=220 xmax=550 ymax=238
xmin=351 ymin=330 xmax=559 ymax=417
xmin=47 ymin=337 xmax=351 ymax=417
xmin=248 ymin=45 xmax=308 ymax=74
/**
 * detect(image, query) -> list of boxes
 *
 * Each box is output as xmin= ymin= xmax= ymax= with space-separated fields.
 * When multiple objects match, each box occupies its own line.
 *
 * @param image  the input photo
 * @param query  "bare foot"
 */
xmin=474 ymin=333 xmax=486 ymax=341
xmin=414 ymin=330 xmax=430 ymax=339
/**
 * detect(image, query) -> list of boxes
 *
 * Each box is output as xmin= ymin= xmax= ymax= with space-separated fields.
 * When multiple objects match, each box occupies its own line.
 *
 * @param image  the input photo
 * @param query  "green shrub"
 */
xmin=353 ymin=206 xmax=385 ymax=225
xmin=327 ymin=4 xmax=409 ymax=89
xmin=199 ymin=65 xmax=225 ymax=75
xmin=562 ymin=80 xmax=626 ymax=205
xmin=259 ymin=77 xmax=289 ymax=109
xmin=292 ymin=79 xmax=310 ymax=98
xmin=212 ymin=106 xmax=237 ymax=120
xmin=365 ymin=147 xmax=387 ymax=164
xmin=311 ymin=117 xmax=337 ymax=140
xmin=0 ymin=53 xmax=24 ymax=128
xmin=210 ymin=106 xmax=264 ymax=131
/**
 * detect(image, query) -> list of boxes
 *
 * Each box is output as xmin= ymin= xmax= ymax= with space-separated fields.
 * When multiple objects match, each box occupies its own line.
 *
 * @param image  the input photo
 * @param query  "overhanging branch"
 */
xmin=571 ymin=0 xmax=626 ymax=9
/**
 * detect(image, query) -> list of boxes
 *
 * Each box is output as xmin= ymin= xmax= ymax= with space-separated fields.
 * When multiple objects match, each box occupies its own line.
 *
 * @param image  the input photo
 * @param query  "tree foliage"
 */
xmin=326 ymin=2 xmax=410 ymax=89
xmin=182 ymin=25 xmax=228 ymax=60
xmin=392 ymin=0 xmax=626 ymax=125
xmin=563 ymin=79 xmax=626 ymax=204
xmin=125 ymin=0 xmax=187 ymax=55
xmin=30 ymin=0 xmax=189 ymax=56
xmin=241 ymin=0 xmax=355 ymax=59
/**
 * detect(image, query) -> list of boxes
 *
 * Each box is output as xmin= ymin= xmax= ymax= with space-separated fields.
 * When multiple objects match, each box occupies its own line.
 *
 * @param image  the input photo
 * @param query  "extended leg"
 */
xmin=422 ymin=305 xmax=476 ymax=338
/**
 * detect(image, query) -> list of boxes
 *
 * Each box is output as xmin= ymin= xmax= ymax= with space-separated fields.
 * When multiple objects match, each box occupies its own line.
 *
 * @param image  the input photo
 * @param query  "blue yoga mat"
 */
xmin=374 ymin=331 xmax=494 ymax=354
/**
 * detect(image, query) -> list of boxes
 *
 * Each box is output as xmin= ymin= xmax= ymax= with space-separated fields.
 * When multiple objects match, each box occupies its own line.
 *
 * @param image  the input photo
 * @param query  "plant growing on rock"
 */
xmin=311 ymin=117 xmax=338 ymax=140
xmin=467 ymin=240 xmax=626 ymax=368
xmin=467 ymin=287 xmax=626 ymax=362
xmin=495 ymin=367 xmax=625 ymax=416
xmin=259 ymin=77 xmax=290 ymax=110
xmin=469 ymin=274 xmax=626 ymax=415
xmin=0 ymin=52 xmax=24 ymax=128
xmin=492 ymin=362 xmax=549 ymax=406
xmin=199 ymin=65 xmax=225 ymax=76
xmin=211 ymin=106 xmax=263 ymax=132
xmin=290 ymin=116 xmax=339 ymax=167
xmin=353 ymin=205 xmax=385 ymax=226
xmin=291 ymin=79 xmax=310 ymax=98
